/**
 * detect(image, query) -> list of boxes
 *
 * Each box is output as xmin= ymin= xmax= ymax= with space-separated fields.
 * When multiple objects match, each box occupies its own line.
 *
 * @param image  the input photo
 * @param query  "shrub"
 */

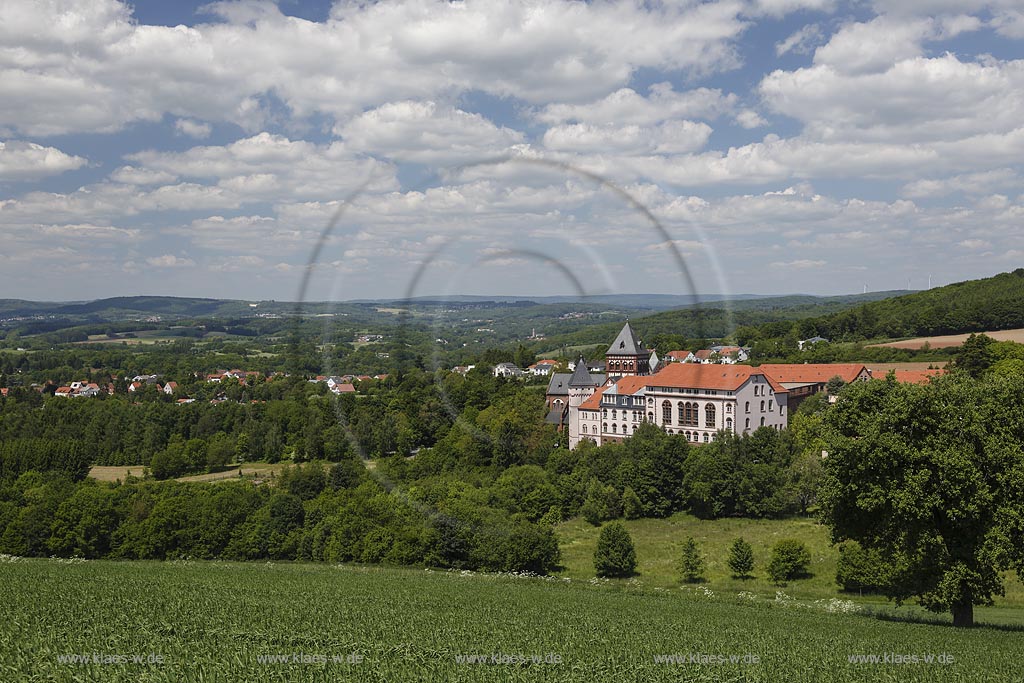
xmin=594 ymin=522 xmax=636 ymax=578
xmin=727 ymin=537 xmax=754 ymax=578
xmin=678 ymin=537 xmax=705 ymax=583
xmin=581 ymin=479 xmax=620 ymax=526
xmin=836 ymin=541 xmax=889 ymax=594
xmin=767 ymin=539 xmax=811 ymax=585
xmin=622 ymin=487 xmax=643 ymax=520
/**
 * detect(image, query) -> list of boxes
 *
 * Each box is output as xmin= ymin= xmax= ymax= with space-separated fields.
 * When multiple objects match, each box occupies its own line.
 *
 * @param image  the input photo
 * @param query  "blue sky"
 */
xmin=1 ymin=0 xmax=1023 ymax=302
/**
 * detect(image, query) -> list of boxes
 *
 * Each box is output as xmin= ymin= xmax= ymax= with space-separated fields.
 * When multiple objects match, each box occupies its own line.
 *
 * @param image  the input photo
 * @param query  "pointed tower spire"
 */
xmin=607 ymin=321 xmax=644 ymax=356
xmin=569 ymin=356 xmax=598 ymax=387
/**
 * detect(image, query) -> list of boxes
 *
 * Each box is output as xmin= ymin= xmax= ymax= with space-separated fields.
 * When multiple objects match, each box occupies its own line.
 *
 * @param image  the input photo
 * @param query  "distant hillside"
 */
xmin=537 ymin=290 xmax=910 ymax=351
xmin=793 ymin=268 xmax=1024 ymax=341
xmin=384 ymin=293 xmax=780 ymax=310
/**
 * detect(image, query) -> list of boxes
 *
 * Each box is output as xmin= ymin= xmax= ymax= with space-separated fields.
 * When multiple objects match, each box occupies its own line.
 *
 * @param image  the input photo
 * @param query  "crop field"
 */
xmin=861 ymin=361 xmax=948 ymax=373
xmin=1 ymin=558 xmax=1022 ymax=682
xmin=869 ymin=328 xmax=1024 ymax=349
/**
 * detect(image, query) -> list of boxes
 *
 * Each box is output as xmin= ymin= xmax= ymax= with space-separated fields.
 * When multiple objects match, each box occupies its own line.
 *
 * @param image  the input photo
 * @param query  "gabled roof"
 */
xmin=758 ymin=363 xmax=869 ymax=385
xmin=666 ymin=350 xmax=690 ymax=360
xmin=569 ymin=357 xmax=599 ymax=387
xmin=604 ymin=375 xmax=650 ymax=397
xmin=546 ymin=373 xmax=572 ymax=396
xmin=606 ymin=321 xmax=644 ymax=356
xmin=646 ymin=363 xmax=788 ymax=393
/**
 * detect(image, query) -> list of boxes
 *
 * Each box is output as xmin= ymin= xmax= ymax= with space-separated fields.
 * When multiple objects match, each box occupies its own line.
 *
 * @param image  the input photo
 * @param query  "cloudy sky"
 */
xmin=1 ymin=0 xmax=1023 ymax=302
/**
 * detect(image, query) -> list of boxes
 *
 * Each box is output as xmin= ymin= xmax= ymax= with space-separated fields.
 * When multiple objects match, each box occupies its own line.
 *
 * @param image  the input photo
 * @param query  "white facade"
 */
xmin=569 ymin=369 xmax=788 ymax=449
xmin=493 ymin=363 xmax=523 ymax=378
xmin=567 ymin=381 xmax=599 ymax=449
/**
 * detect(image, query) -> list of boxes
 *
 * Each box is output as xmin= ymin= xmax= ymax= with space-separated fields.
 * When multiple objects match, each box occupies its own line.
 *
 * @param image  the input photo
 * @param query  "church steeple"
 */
xmin=605 ymin=321 xmax=652 ymax=378
xmin=569 ymin=356 xmax=598 ymax=387
xmin=606 ymin=320 xmax=644 ymax=356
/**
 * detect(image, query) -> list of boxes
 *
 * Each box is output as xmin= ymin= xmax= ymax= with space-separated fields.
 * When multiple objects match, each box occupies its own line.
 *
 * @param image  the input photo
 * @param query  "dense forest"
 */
xmin=0 ymin=357 xmax=833 ymax=572
xmin=739 ymin=269 xmax=1024 ymax=346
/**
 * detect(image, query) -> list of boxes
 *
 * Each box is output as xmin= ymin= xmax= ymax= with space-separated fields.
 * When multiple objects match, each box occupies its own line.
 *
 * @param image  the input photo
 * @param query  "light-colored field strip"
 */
xmin=869 ymin=328 xmax=1024 ymax=349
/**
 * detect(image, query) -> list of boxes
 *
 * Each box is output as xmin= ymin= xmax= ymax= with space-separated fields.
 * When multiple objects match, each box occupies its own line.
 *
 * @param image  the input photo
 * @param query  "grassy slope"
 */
xmin=1 ymin=558 xmax=1021 ymax=682
xmin=555 ymin=513 xmax=1024 ymax=613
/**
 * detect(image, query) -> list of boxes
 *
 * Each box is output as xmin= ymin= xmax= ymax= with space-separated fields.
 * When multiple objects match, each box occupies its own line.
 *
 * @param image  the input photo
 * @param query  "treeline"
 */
xmin=381 ymin=408 xmax=826 ymax=527
xmin=0 ymin=369 xmax=545 ymax=473
xmin=0 ymin=466 xmax=559 ymax=573
xmin=0 ymin=439 xmax=92 ymax=482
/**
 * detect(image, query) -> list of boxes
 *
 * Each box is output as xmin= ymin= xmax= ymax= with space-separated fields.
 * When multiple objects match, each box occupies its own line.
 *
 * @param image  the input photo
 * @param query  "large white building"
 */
xmin=572 ymin=363 xmax=788 ymax=448
xmin=551 ymin=321 xmax=870 ymax=449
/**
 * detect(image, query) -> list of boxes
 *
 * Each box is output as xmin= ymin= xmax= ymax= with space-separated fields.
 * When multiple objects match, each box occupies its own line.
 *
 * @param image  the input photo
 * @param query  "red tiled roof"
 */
xmin=333 ymin=383 xmax=356 ymax=393
xmin=886 ymin=369 xmax=945 ymax=385
xmin=694 ymin=350 xmax=713 ymax=359
xmin=612 ymin=375 xmax=651 ymax=395
xmin=666 ymin=350 xmax=690 ymax=360
xmin=646 ymin=363 xmax=788 ymax=393
xmin=758 ymin=363 xmax=868 ymax=385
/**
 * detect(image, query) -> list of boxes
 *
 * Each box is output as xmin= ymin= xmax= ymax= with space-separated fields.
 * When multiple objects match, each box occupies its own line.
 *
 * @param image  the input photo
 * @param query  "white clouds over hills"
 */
xmin=0 ymin=0 xmax=1021 ymax=299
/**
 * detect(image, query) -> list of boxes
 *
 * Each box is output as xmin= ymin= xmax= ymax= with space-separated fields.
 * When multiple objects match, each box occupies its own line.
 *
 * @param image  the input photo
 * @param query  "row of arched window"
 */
xmin=662 ymin=400 xmax=716 ymax=427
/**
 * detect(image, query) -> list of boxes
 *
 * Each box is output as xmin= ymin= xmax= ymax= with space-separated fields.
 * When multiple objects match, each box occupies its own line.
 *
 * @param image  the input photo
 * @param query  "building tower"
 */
xmin=567 ymin=356 xmax=601 ymax=449
xmin=605 ymin=321 xmax=653 ymax=379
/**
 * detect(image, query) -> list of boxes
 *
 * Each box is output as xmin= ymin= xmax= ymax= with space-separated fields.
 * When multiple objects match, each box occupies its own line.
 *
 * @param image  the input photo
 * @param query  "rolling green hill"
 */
xmin=535 ymin=290 xmax=909 ymax=352
xmin=782 ymin=268 xmax=1024 ymax=342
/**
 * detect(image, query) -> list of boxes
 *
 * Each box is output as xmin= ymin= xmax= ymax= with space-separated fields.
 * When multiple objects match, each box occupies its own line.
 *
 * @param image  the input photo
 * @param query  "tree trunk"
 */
xmin=951 ymin=601 xmax=974 ymax=628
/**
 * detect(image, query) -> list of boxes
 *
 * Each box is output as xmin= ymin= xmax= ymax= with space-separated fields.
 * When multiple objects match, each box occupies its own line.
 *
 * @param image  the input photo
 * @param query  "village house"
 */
xmin=493 ymin=362 xmax=524 ymax=378
xmin=798 ymin=336 xmax=829 ymax=350
xmin=527 ymin=359 xmax=559 ymax=376
xmin=54 ymin=381 xmax=103 ymax=398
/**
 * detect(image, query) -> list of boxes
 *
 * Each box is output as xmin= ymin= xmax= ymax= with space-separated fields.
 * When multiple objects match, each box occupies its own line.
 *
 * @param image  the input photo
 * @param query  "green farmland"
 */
xmin=1 ymin=558 xmax=1021 ymax=682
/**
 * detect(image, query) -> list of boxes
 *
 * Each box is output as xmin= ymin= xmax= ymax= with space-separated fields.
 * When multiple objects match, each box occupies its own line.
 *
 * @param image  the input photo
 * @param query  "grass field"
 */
xmin=1 ymin=558 xmax=1022 ymax=682
xmin=88 ymin=465 xmax=148 ymax=482
xmin=555 ymin=513 xmax=1024 ymax=614
xmin=88 ymin=463 xmax=293 ymax=483
xmin=869 ymin=328 xmax=1024 ymax=350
